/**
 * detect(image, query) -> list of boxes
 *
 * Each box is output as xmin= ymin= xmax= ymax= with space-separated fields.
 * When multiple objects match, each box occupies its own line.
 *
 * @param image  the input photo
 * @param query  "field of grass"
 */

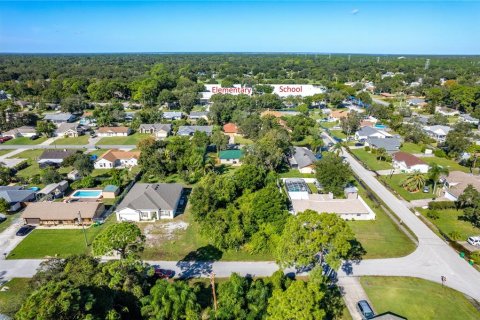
xmin=96 ymin=133 xmax=150 ymax=146
xmin=8 ymin=149 xmax=43 ymax=160
xmin=278 ymin=169 xmax=315 ymax=179
xmin=361 ymin=276 xmax=480 ymax=320
xmin=420 ymin=156 xmax=470 ymax=173
xmin=400 ymin=142 xmax=424 ymax=154
xmin=0 ymin=149 xmax=12 ymax=157
xmin=319 ymin=121 xmax=339 ymax=128
xmin=330 ymin=130 xmax=347 ymax=140
xmin=418 ymin=208 xmax=480 ymax=240
xmin=0 ymin=212 xmax=20 ymax=233
xmin=351 ymin=149 xmax=392 ymax=171
xmin=52 ymin=135 xmax=90 ymax=145
xmin=349 ymin=183 xmax=416 ymax=259
xmin=0 ymin=278 xmax=31 ymax=316
xmin=3 ymin=137 xmax=47 ymax=145
xmin=8 ymin=217 xmax=114 ymax=259
xmin=87 ymin=148 xmax=109 ymax=157
xmin=234 ymin=135 xmax=254 ymax=145
xmin=379 ymin=174 xmax=435 ymax=201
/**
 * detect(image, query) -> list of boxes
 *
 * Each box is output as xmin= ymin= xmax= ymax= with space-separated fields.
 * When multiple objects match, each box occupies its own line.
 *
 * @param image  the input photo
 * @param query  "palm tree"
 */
xmin=402 ymin=171 xmax=426 ymax=193
xmin=428 ymin=163 xmax=449 ymax=196
xmin=331 ymin=142 xmax=344 ymax=155
xmin=310 ymin=137 xmax=324 ymax=154
xmin=376 ymin=148 xmax=389 ymax=162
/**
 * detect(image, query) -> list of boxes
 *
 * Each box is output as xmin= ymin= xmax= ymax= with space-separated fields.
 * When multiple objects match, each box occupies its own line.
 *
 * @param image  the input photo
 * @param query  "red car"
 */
xmin=0 ymin=136 xmax=12 ymax=143
xmin=153 ymin=268 xmax=175 ymax=279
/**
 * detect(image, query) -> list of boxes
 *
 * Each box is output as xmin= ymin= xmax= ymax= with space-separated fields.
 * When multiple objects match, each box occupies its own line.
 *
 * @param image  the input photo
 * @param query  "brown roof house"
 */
xmin=22 ymin=202 xmax=104 ymax=226
xmin=392 ymin=152 xmax=429 ymax=173
xmin=443 ymin=171 xmax=480 ymax=201
xmin=94 ymin=149 xmax=140 ymax=169
xmin=97 ymin=126 xmax=131 ymax=137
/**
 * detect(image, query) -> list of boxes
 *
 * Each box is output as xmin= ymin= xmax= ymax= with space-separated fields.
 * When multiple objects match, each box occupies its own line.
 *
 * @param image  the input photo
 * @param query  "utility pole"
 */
xmin=210 ymin=272 xmax=218 ymax=312
xmin=78 ymin=211 xmax=88 ymax=247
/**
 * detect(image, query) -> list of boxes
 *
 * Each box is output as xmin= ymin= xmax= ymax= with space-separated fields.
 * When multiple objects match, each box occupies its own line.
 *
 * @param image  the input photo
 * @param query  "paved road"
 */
xmin=372 ymin=98 xmax=389 ymax=106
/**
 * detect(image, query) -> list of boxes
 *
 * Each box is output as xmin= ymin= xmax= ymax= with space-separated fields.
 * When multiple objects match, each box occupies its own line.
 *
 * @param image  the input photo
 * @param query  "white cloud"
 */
xmin=351 ymin=9 xmax=360 ymax=15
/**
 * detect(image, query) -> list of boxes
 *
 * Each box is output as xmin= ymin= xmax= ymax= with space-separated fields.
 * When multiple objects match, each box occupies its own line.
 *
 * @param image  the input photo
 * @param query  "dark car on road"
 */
xmin=29 ymin=134 xmax=39 ymax=140
xmin=16 ymin=225 xmax=35 ymax=236
xmin=153 ymin=268 xmax=175 ymax=279
xmin=357 ymin=300 xmax=375 ymax=319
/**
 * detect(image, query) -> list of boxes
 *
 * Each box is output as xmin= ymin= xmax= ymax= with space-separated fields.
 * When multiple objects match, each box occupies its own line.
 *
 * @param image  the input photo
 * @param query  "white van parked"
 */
xmin=467 ymin=236 xmax=480 ymax=247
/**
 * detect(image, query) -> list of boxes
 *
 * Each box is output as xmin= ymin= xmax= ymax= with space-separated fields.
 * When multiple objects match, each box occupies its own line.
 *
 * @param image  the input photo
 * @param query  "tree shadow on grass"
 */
xmin=176 ymin=245 xmax=223 ymax=279
xmin=341 ymin=239 xmax=366 ymax=276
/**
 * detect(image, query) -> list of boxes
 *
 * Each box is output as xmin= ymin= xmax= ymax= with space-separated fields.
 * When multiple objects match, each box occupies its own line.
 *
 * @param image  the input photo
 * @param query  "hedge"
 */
xmin=428 ymin=201 xmax=457 ymax=210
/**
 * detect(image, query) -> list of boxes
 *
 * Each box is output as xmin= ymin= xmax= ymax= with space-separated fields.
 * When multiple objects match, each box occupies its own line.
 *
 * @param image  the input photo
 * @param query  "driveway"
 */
xmin=337 ymin=277 xmax=372 ymax=320
xmin=0 ymin=218 xmax=28 ymax=258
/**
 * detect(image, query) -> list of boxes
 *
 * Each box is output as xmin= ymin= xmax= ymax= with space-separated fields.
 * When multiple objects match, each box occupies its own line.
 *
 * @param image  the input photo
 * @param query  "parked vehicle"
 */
xmin=467 ymin=236 xmax=480 ymax=246
xmin=423 ymin=186 xmax=430 ymax=193
xmin=357 ymin=300 xmax=375 ymax=319
xmin=16 ymin=225 xmax=35 ymax=236
xmin=0 ymin=136 xmax=12 ymax=143
xmin=29 ymin=134 xmax=39 ymax=140
xmin=0 ymin=214 xmax=7 ymax=223
xmin=153 ymin=268 xmax=175 ymax=279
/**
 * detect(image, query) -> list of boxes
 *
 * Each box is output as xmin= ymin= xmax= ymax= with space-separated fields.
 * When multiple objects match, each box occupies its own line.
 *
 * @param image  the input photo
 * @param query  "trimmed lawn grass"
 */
xmin=420 ymin=156 xmax=470 ymax=173
xmin=349 ymin=184 xmax=415 ymax=258
xmin=418 ymin=208 xmax=480 ymax=239
xmin=279 ymin=169 xmax=315 ymax=179
xmin=52 ymin=135 xmax=90 ymax=145
xmin=361 ymin=276 xmax=480 ymax=320
xmin=7 ymin=149 xmax=43 ymax=160
xmin=351 ymin=149 xmax=392 ymax=171
xmin=379 ymin=174 xmax=435 ymax=201
xmin=96 ymin=133 xmax=150 ymax=146
xmin=0 ymin=212 xmax=20 ymax=233
xmin=234 ymin=135 xmax=254 ymax=145
xmin=330 ymin=130 xmax=347 ymax=140
xmin=8 ymin=217 xmax=114 ymax=259
xmin=0 ymin=278 xmax=31 ymax=316
xmin=400 ymin=142 xmax=424 ymax=154
xmin=3 ymin=137 xmax=47 ymax=145
xmin=0 ymin=149 xmax=12 ymax=157
xmin=87 ymin=148 xmax=109 ymax=157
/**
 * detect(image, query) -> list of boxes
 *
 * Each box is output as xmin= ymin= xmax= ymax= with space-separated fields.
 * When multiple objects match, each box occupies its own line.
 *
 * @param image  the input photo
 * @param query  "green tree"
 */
xmin=92 ymin=222 xmax=145 ymax=258
xmin=36 ymin=120 xmax=56 ymax=137
xmin=73 ymin=154 xmax=94 ymax=177
xmin=211 ymin=130 xmax=229 ymax=153
xmin=428 ymin=163 xmax=449 ymax=196
xmin=0 ymin=198 xmax=10 ymax=213
xmin=40 ymin=167 xmax=62 ymax=185
xmin=340 ymin=111 xmax=362 ymax=136
xmin=315 ymin=153 xmax=351 ymax=197
xmin=402 ymin=171 xmax=426 ymax=192
xmin=276 ymin=210 xmax=355 ymax=270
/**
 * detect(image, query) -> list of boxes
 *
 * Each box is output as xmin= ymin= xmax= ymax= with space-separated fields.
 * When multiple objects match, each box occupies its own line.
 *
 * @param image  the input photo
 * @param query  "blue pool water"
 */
xmin=72 ymin=190 xmax=102 ymax=198
xmin=375 ymin=124 xmax=387 ymax=129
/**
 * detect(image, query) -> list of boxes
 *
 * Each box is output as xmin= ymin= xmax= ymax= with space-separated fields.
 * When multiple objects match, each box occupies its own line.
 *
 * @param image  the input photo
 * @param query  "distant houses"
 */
xmin=163 ymin=111 xmax=183 ymax=120
xmin=138 ymin=123 xmax=172 ymax=139
xmin=188 ymin=111 xmax=209 ymax=121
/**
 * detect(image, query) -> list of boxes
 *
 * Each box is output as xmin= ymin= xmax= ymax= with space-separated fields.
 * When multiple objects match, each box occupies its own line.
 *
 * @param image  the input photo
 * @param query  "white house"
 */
xmin=442 ymin=171 xmax=480 ymax=201
xmin=116 ymin=183 xmax=184 ymax=221
xmin=423 ymin=125 xmax=452 ymax=142
xmin=55 ymin=122 xmax=82 ymax=138
xmin=94 ymin=149 xmax=140 ymax=169
xmin=138 ymin=123 xmax=172 ymax=139
xmin=392 ymin=152 xmax=429 ymax=173
xmin=3 ymin=126 xmax=37 ymax=138
xmin=355 ymin=126 xmax=391 ymax=141
xmin=97 ymin=126 xmax=131 ymax=137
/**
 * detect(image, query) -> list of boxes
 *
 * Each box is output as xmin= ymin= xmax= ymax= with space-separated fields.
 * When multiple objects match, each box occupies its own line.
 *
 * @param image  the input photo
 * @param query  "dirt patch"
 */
xmin=143 ymin=221 xmax=189 ymax=245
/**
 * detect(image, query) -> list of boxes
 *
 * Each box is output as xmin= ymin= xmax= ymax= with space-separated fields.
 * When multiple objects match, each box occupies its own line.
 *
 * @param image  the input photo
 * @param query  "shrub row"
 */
xmin=428 ymin=201 xmax=457 ymax=210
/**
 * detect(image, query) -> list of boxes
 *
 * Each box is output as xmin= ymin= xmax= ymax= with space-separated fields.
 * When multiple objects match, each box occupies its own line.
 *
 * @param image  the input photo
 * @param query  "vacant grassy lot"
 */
xmin=0 ymin=278 xmax=31 ymax=316
xmin=379 ymin=174 xmax=435 ymax=201
xmin=96 ymin=133 xmax=150 ymax=146
xmin=420 ymin=156 xmax=470 ymax=173
xmin=361 ymin=276 xmax=480 ymax=320
xmin=351 ymin=148 xmax=392 ymax=171
xmin=52 ymin=135 xmax=90 ymax=145
xmin=400 ymin=142 xmax=424 ymax=154
xmin=418 ymin=208 xmax=480 ymax=240
xmin=349 ymin=184 xmax=415 ymax=259
xmin=234 ymin=135 xmax=254 ymax=145
xmin=8 ymin=217 xmax=114 ymax=259
xmin=3 ymin=137 xmax=47 ymax=145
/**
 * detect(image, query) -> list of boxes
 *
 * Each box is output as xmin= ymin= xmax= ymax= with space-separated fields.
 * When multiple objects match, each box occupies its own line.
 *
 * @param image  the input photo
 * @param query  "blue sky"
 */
xmin=0 ymin=1 xmax=478 ymax=54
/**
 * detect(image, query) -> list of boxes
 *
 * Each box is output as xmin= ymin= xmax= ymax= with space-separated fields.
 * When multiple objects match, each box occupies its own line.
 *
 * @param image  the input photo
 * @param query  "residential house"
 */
xmin=55 ymin=122 xmax=83 ymax=137
xmin=97 ymin=126 xmax=131 ymax=137
xmin=163 ymin=111 xmax=183 ymax=120
xmin=94 ymin=149 xmax=140 ymax=169
xmin=67 ymin=170 xmax=80 ymax=181
xmin=22 ymin=202 xmax=104 ymax=226
xmin=442 ymin=171 xmax=480 ymax=201
xmin=14 ymin=100 xmax=31 ymax=108
xmin=365 ymin=137 xmax=402 ymax=153
xmin=188 ymin=111 xmax=209 ymax=121
xmin=44 ymin=112 xmax=75 ymax=125
xmin=102 ymin=185 xmax=120 ymax=199
xmin=284 ymin=179 xmax=375 ymax=220
xmin=355 ymin=126 xmax=391 ymax=141
xmin=177 ymin=125 xmax=213 ymax=136
xmin=459 ymin=114 xmax=479 ymax=125
xmin=289 ymin=146 xmax=317 ymax=174
xmin=219 ymin=149 xmax=243 ymax=166
xmin=423 ymin=125 xmax=452 ymax=142
xmin=36 ymin=180 xmax=69 ymax=200
xmin=436 ymin=107 xmax=459 ymax=116
xmin=3 ymin=126 xmax=37 ymax=138
xmin=38 ymin=149 xmax=76 ymax=164
xmin=138 ymin=123 xmax=172 ymax=139
xmin=407 ymin=97 xmax=427 ymax=107
xmin=329 ymin=110 xmax=349 ymax=122
xmin=392 ymin=152 xmax=429 ymax=173
xmin=116 ymin=183 xmax=184 ymax=221
xmin=0 ymin=186 xmax=36 ymax=211
xmin=223 ymin=123 xmax=239 ymax=136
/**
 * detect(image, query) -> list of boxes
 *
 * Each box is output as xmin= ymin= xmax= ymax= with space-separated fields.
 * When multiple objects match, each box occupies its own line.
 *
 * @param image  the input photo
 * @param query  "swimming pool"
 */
xmin=375 ymin=124 xmax=387 ymax=129
xmin=71 ymin=190 xmax=103 ymax=199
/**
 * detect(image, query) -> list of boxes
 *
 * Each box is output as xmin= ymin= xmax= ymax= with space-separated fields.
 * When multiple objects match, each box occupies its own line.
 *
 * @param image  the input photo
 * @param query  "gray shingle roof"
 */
xmin=177 ymin=126 xmax=213 ymax=136
xmin=117 ymin=183 xmax=183 ymax=211
xmin=163 ymin=111 xmax=183 ymax=119
xmin=55 ymin=122 xmax=78 ymax=134
xmin=290 ymin=146 xmax=316 ymax=169
xmin=0 ymin=189 xmax=35 ymax=203
xmin=188 ymin=111 xmax=209 ymax=119
xmin=44 ymin=113 xmax=73 ymax=122
xmin=366 ymin=137 xmax=401 ymax=152
xmin=357 ymin=126 xmax=381 ymax=137
xmin=138 ymin=123 xmax=172 ymax=132
xmin=38 ymin=149 xmax=76 ymax=161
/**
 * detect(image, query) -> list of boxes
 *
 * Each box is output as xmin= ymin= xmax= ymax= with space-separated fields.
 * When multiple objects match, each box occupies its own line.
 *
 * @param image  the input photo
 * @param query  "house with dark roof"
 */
xmin=365 ymin=137 xmax=402 ymax=153
xmin=138 ymin=123 xmax=172 ymax=139
xmin=38 ymin=149 xmax=76 ymax=164
xmin=289 ymin=146 xmax=317 ymax=174
xmin=355 ymin=126 xmax=391 ymax=141
xmin=44 ymin=112 xmax=75 ymax=125
xmin=177 ymin=126 xmax=213 ymax=136
xmin=392 ymin=152 xmax=429 ymax=173
xmin=116 ymin=183 xmax=184 ymax=221
xmin=0 ymin=186 xmax=36 ymax=211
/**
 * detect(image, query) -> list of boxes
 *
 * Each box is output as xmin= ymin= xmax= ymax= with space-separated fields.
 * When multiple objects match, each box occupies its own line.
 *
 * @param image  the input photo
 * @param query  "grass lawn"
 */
xmin=0 ymin=149 xmax=12 ymax=157
xmin=400 ymin=142 xmax=424 ymax=154
xmin=8 ymin=149 xmax=43 ymax=160
xmin=278 ymin=169 xmax=315 ymax=179
xmin=418 ymin=208 xmax=480 ymax=240
xmin=420 ymin=156 xmax=470 ymax=173
xmin=96 ymin=133 xmax=150 ymax=146
xmin=319 ymin=121 xmax=339 ymax=128
xmin=3 ymin=137 xmax=47 ymax=145
xmin=52 ymin=135 xmax=90 ymax=145
xmin=8 ymin=217 xmax=114 ymax=259
xmin=234 ymin=135 xmax=254 ymax=145
xmin=87 ymin=148 xmax=109 ymax=157
xmin=349 ymin=184 xmax=416 ymax=259
xmin=0 ymin=278 xmax=31 ymax=316
xmin=351 ymin=149 xmax=392 ymax=171
xmin=330 ymin=130 xmax=347 ymax=140
xmin=140 ymin=209 xmax=273 ymax=261
xmin=361 ymin=276 xmax=480 ymax=320
xmin=379 ymin=174 xmax=435 ymax=201
xmin=0 ymin=212 xmax=20 ymax=233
